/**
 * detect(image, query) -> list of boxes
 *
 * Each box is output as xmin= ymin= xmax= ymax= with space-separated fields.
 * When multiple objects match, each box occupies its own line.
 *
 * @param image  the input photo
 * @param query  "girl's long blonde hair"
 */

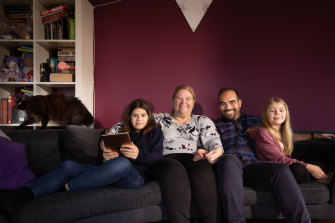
xmin=262 ymin=97 xmax=294 ymax=155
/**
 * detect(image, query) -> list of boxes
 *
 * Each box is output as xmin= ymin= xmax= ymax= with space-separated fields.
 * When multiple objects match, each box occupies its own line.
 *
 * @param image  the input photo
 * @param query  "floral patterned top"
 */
xmin=107 ymin=113 xmax=223 ymax=156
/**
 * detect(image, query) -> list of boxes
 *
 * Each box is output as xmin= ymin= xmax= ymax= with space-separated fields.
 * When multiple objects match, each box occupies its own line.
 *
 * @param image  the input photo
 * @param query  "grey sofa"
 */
xmin=0 ymin=126 xmax=334 ymax=223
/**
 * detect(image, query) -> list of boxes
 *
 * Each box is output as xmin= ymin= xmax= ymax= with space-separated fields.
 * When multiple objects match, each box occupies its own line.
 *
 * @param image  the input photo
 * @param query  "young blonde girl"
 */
xmin=248 ymin=97 xmax=329 ymax=183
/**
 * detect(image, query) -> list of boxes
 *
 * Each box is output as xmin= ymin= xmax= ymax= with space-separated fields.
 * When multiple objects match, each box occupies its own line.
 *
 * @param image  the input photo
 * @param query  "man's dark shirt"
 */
xmin=214 ymin=113 xmax=262 ymax=165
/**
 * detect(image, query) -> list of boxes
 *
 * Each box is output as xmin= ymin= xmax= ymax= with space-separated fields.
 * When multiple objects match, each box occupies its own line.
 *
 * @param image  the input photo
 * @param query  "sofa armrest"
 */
xmin=329 ymin=173 xmax=335 ymax=204
xmin=293 ymin=130 xmax=335 ymax=173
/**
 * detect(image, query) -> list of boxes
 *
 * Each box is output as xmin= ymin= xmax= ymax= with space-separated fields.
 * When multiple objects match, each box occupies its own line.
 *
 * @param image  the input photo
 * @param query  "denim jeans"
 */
xmin=27 ymin=157 xmax=144 ymax=198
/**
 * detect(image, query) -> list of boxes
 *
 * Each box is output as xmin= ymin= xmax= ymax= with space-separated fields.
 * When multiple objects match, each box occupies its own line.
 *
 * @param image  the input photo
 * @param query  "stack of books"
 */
xmin=3 ymin=5 xmax=33 ymax=39
xmin=41 ymin=4 xmax=75 ymax=40
xmin=49 ymin=48 xmax=75 ymax=82
xmin=0 ymin=95 xmax=15 ymax=124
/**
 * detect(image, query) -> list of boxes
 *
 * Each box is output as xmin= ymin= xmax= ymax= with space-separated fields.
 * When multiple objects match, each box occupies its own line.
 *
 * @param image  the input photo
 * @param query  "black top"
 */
xmin=129 ymin=126 xmax=164 ymax=178
xmin=98 ymin=126 xmax=164 ymax=179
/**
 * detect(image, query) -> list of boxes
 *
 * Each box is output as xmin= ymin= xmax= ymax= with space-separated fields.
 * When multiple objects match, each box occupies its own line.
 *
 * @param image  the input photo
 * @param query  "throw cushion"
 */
xmin=26 ymin=131 xmax=62 ymax=177
xmin=0 ymin=137 xmax=36 ymax=189
xmin=64 ymin=125 xmax=101 ymax=164
xmin=0 ymin=130 xmax=11 ymax=141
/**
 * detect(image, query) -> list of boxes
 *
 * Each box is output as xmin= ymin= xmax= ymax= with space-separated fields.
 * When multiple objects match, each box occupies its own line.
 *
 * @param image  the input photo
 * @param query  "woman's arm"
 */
xmin=249 ymin=127 xmax=307 ymax=166
xmin=133 ymin=127 xmax=164 ymax=166
xmin=293 ymin=132 xmax=335 ymax=141
xmin=197 ymin=116 xmax=223 ymax=163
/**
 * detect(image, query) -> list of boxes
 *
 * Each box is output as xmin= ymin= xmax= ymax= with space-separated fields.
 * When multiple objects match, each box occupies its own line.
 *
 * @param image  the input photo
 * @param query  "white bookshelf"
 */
xmin=0 ymin=0 xmax=94 ymax=128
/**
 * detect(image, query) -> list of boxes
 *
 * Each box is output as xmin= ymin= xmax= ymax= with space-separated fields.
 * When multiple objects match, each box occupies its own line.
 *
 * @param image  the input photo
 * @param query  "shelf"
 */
xmin=0 ymin=0 xmax=94 ymax=129
xmin=0 ymin=82 xmax=33 ymax=86
xmin=0 ymin=40 xmax=34 ymax=48
xmin=36 ymin=82 xmax=75 ymax=86
xmin=35 ymin=40 xmax=75 ymax=50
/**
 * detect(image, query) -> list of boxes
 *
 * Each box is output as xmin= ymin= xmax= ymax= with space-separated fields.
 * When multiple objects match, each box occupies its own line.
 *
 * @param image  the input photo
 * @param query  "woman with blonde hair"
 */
xmin=248 ymin=97 xmax=330 ymax=183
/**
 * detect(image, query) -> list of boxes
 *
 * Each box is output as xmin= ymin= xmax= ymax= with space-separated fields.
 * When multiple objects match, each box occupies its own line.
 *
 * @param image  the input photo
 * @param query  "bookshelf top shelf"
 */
xmin=0 ymin=82 xmax=33 ymax=86
xmin=36 ymin=40 xmax=75 ymax=49
xmin=36 ymin=82 xmax=75 ymax=87
xmin=0 ymin=40 xmax=33 ymax=48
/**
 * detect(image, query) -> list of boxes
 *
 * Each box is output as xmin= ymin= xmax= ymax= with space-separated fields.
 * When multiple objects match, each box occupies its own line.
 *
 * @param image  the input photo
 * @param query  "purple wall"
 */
xmin=93 ymin=0 xmax=335 ymax=130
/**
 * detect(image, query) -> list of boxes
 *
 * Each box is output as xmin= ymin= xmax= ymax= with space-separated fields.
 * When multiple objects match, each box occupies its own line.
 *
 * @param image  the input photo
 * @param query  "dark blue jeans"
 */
xmin=27 ymin=157 xmax=144 ymax=198
xmin=215 ymin=154 xmax=311 ymax=223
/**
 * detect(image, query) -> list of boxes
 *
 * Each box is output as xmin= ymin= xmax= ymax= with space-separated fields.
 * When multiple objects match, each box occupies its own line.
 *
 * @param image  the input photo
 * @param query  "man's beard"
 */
xmin=222 ymin=109 xmax=239 ymax=121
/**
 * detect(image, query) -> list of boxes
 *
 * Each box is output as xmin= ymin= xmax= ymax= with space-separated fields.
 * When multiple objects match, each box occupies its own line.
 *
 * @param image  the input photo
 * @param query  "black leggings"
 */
xmin=289 ymin=163 xmax=312 ymax=183
xmin=149 ymin=154 xmax=217 ymax=223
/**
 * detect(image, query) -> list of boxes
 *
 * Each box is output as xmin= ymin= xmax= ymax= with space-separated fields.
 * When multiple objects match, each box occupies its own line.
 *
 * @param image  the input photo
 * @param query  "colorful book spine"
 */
xmin=0 ymin=100 xmax=2 ymax=124
xmin=1 ymin=99 xmax=7 ymax=124
xmin=58 ymin=50 xmax=75 ymax=56
xmin=18 ymin=47 xmax=33 ymax=53
xmin=40 ymin=4 xmax=70 ymax=17
xmin=58 ymin=56 xmax=75 ymax=62
xmin=7 ymin=95 xmax=15 ymax=124
xmin=69 ymin=18 xmax=75 ymax=40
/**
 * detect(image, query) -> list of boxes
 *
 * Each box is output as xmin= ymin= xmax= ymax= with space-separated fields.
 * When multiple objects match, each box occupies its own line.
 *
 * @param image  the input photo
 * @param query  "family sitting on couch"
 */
xmin=1 ymin=85 xmax=334 ymax=223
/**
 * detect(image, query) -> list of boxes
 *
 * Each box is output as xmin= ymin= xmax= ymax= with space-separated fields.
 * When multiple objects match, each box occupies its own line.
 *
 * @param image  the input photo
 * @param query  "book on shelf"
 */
xmin=69 ymin=17 xmax=75 ymax=40
xmin=1 ymin=99 xmax=8 ymax=124
xmin=15 ymin=86 xmax=33 ymax=97
xmin=4 ymin=5 xmax=32 ymax=16
xmin=102 ymin=132 xmax=131 ymax=153
xmin=19 ymin=45 xmax=33 ymax=50
xmin=7 ymin=95 xmax=15 ymax=124
xmin=18 ymin=47 xmax=33 ymax=53
xmin=4 ymin=5 xmax=32 ymax=21
xmin=44 ymin=16 xmax=72 ymax=40
xmin=42 ymin=9 xmax=70 ymax=24
xmin=3 ymin=5 xmax=33 ymax=39
xmin=40 ymin=4 xmax=71 ymax=17
xmin=0 ymin=100 xmax=3 ymax=124
xmin=58 ymin=48 xmax=75 ymax=57
xmin=50 ymin=72 xmax=73 ymax=82
xmin=21 ymin=89 xmax=33 ymax=95
xmin=58 ymin=55 xmax=75 ymax=62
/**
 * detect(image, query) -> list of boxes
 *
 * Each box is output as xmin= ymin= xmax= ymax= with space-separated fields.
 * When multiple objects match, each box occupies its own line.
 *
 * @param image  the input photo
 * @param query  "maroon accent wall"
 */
xmin=93 ymin=0 xmax=335 ymax=130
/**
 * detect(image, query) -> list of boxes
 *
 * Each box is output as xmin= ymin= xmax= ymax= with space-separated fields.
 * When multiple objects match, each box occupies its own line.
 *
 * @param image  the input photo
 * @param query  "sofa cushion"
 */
xmin=0 ymin=137 xmax=36 ymax=189
xmin=299 ymin=181 xmax=330 ymax=204
xmin=243 ymin=181 xmax=330 ymax=206
xmin=12 ymin=181 xmax=162 ymax=223
xmin=63 ymin=125 xmax=101 ymax=164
